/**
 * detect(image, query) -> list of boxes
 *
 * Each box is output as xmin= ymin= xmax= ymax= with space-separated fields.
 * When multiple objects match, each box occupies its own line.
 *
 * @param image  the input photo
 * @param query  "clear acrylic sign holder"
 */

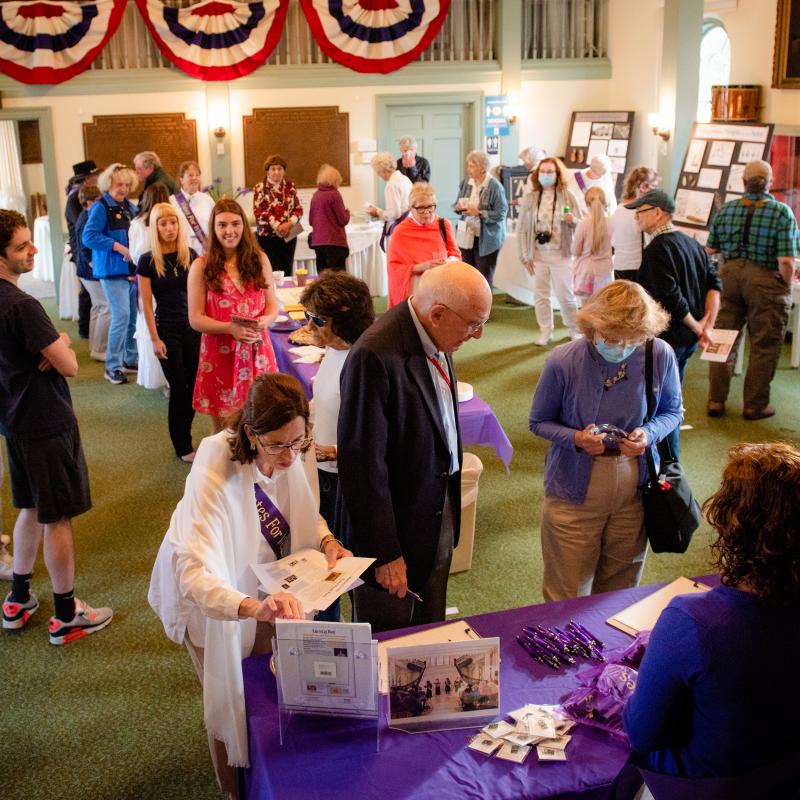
xmin=272 ymin=636 xmax=381 ymax=752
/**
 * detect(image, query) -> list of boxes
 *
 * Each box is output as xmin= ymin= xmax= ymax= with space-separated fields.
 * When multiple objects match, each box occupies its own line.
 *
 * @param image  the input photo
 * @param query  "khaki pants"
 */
xmin=541 ymin=454 xmax=646 ymax=601
xmin=708 ymin=259 xmax=791 ymax=411
xmin=185 ymin=622 xmax=274 ymax=799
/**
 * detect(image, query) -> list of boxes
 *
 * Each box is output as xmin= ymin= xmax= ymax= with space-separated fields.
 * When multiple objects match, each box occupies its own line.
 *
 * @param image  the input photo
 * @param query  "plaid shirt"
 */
xmin=707 ymin=192 xmax=799 ymax=269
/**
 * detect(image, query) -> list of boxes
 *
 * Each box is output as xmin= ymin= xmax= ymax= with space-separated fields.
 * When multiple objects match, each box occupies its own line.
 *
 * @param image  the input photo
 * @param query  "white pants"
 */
xmin=78 ymin=278 xmax=110 ymax=359
xmin=532 ymin=249 xmax=578 ymax=336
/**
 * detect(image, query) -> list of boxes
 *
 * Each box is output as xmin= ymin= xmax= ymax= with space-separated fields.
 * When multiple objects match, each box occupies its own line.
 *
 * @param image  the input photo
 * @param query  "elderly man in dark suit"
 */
xmin=338 ymin=262 xmax=492 ymax=632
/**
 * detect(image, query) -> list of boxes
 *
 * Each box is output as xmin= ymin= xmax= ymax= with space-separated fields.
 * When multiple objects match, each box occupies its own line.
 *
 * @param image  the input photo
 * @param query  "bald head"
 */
xmin=412 ymin=262 xmax=492 ymax=353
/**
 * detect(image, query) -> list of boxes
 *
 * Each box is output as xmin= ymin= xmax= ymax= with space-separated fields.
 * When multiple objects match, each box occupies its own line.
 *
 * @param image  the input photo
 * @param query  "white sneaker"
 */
xmin=534 ymin=331 xmax=552 ymax=346
xmin=48 ymin=598 xmax=113 ymax=645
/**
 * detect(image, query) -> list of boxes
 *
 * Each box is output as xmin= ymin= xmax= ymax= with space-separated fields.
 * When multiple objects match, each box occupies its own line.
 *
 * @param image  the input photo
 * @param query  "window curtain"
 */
xmin=0 ymin=121 xmax=26 ymax=214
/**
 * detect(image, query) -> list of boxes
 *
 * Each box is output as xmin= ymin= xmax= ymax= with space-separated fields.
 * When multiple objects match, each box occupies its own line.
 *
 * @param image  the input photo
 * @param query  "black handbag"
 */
xmin=641 ymin=339 xmax=701 ymax=553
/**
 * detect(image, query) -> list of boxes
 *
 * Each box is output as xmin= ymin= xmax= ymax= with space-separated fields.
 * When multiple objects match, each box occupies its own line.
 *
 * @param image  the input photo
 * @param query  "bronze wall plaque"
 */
xmin=243 ymin=106 xmax=350 ymax=189
xmin=19 ymin=120 xmax=42 ymax=164
xmin=82 ymin=113 xmax=198 ymax=191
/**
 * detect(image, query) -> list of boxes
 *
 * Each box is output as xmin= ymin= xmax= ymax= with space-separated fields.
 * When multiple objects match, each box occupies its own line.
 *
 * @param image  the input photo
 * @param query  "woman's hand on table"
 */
xmin=618 ymin=427 xmax=647 ymax=457
xmin=315 ymin=444 xmax=337 ymax=462
xmin=574 ymin=424 xmax=606 ymax=456
xmin=322 ymin=538 xmax=353 ymax=569
xmin=229 ymin=321 xmax=261 ymax=344
xmin=239 ymin=592 xmax=304 ymax=622
xmin=152 ymin=338 xmax=167 ymax=359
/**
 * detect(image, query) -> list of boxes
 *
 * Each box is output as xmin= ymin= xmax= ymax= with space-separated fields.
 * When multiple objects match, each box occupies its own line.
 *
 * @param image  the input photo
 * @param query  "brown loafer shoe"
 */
xmin=743 ymin=404 xmax=776 ymax=421
xmin=706 ymin=401 xmax=725 ymax=418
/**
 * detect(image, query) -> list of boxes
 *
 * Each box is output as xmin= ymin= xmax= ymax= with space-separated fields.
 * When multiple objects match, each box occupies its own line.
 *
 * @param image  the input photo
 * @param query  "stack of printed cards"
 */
xmin=467 ymin=704 xmax=575 ymax=765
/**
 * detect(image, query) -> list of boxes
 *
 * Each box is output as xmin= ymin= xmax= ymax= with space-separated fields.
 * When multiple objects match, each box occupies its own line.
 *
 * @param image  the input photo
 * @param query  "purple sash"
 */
xmin=253 ymin=483 xmax=290 ymax=559
xmin=174 ymin=191 xmax=208 ymax=251
xmin=574 ymin=171 xmax=588 ymax=194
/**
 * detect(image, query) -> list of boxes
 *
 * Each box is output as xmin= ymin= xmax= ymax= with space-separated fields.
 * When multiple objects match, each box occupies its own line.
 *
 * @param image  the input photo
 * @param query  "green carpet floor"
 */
xmin=2 ymin=293 xmax=798 ymax=800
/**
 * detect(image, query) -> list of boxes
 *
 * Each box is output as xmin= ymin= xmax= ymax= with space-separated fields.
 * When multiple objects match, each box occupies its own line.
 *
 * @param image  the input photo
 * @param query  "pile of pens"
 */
xmin=516 ymin=620 xmax=605 ymax=671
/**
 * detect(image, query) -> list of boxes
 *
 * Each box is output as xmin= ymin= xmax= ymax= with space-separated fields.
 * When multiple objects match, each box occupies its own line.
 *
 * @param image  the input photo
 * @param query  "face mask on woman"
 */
xmin=539 ymin=173 xmax=556 ymax=188
xmin=595 ymin=337 xmax=637 ymax=363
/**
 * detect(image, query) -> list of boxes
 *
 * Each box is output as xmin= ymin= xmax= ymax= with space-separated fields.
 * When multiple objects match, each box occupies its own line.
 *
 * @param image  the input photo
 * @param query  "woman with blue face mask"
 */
xmin=517 ymin=157 xmax=583 ymax=345
xmin=529 ymin=281 xmax=683 ymax=601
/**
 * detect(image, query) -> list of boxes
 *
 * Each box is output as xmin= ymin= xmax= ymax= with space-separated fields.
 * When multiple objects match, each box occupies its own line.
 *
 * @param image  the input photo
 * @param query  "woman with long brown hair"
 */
xmin=188 ymin=198 xmax=279 ymax=432
xmin=625 ymin=441 xmax=800 ymax=781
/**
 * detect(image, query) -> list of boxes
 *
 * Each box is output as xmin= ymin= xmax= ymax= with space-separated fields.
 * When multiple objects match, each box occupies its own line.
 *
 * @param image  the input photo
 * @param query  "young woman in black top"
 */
xmin=136 ymin=203 xmax=200 ymax=462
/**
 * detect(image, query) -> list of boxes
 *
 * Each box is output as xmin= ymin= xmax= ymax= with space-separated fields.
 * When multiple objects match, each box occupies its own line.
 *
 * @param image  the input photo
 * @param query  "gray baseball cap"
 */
xmin=624 ymin=189 xmax=676 ymax=214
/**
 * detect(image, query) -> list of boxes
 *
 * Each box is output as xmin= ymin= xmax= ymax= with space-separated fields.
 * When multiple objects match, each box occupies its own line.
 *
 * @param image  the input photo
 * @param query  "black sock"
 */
xmin=53 ymin=590 xmax=76 ymax=622
xmin=10 ymin=573 xmax=32 ymax=604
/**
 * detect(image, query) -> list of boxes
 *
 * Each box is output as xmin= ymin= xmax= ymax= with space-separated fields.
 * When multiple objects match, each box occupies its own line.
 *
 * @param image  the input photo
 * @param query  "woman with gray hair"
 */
xmin=455 ymin=149 xmax=508 ymax=286
xmin=569 ymin=153 xmax=617 ymax=214
xmin=529 ymin=281 xmax=682 ymax=601
xmin=519 ymin=146 xmax=547 ymax=198
xmin=368 ymin=152 xmax=412 ymax=228
xmin=397 ymin=136 xmax=431 ymax=184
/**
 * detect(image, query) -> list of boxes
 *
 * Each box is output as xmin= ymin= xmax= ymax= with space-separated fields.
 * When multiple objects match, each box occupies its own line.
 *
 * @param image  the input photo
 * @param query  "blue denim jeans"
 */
xmin=664 ymin=341 xmax=698 ymax=459
xmin=100 ymin=277 xmax=138 ymax=374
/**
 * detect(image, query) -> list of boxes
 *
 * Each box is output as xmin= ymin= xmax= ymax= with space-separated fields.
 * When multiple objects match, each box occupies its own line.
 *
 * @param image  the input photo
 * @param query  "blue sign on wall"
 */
xmin=485 ymin=95 xmax=511 ymax=136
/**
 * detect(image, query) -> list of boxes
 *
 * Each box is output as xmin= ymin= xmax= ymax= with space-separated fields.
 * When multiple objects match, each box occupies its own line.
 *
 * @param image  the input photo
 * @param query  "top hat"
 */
xmin=71 ymin=160 xmax=101 ymax=181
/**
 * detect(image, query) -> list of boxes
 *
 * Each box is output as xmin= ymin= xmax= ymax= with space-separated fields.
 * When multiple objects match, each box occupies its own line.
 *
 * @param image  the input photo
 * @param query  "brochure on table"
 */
xmin=386 ymin=637 xmax=501 ymax=733
xmin=563 ymin=110 xmax=635 ymax=200
xmin=251 ymin=548 xmax=374 ymax=613
xmin=674 ymin=121 xmax=774 ymax=246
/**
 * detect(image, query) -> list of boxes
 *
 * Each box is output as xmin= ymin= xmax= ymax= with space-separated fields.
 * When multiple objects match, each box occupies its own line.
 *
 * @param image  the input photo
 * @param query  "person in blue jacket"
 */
xmin=82 ymin=163 xmax=138 ymax=385
xmin=624 ymin=441 xmax=800 ymax=779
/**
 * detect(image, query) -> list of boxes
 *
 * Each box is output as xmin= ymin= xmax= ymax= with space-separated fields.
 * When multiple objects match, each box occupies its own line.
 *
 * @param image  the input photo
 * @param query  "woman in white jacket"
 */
xmin=149 ymin=373 xmax=350 ymax=798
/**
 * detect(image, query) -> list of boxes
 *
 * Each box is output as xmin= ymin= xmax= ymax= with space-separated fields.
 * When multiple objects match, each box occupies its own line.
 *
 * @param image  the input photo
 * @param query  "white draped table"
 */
xmin=32 ymin=215 xmax=54 ymax=282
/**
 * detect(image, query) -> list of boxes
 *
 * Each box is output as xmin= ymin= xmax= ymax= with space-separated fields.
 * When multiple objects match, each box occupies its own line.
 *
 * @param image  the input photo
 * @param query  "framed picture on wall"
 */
xmin=772 ymin=0 xmax=800 ymax=89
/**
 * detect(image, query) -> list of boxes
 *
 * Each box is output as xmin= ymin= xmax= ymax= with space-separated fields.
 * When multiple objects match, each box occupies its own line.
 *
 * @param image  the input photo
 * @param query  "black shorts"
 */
xmin=5 ymin=425 xmax=92 ymax=524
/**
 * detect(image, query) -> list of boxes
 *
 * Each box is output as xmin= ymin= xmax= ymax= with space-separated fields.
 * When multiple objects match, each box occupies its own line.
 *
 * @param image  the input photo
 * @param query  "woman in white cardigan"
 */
xmin=149 ymin=373 xmax=350 ymax=799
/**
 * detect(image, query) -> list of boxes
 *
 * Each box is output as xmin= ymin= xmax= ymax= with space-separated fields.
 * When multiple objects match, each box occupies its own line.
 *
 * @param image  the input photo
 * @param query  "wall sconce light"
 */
xmin=213 ymin=126 xmax=226 ymax=139
xmin=648 ymin=112 xmax=671 ymax=141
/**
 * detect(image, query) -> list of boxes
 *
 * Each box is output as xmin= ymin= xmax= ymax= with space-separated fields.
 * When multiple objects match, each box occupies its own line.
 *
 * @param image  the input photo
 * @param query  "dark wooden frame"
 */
xmin=772 ymin=0 xmax=800 ymax=89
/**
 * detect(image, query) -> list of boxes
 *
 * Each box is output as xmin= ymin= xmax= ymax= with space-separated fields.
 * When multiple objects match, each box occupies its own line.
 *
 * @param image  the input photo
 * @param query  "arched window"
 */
xmin=697 ymin=20 xmax=731 ymax=122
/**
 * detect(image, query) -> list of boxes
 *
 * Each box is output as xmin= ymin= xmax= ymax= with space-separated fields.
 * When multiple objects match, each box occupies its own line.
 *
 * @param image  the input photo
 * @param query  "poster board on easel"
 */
xmin=563 ymin=111 xmax=635 ymax=201
xmin=673 ymin=121 xmax=774 ymax=245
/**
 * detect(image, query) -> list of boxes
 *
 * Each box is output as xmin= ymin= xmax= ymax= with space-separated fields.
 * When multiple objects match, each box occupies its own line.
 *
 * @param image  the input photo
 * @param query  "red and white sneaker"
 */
xmin=48 ymin=598 xmax=113 ymax=645
xmin=3 ymin=591 xmax=39 ymax=630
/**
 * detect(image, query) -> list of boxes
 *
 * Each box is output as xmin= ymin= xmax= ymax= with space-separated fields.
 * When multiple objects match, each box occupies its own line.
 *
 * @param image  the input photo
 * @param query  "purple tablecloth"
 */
xmin=242 ymin=580 xmax=684 ymax=800
xmin=269 ymin=328 xmax=514 ymax=470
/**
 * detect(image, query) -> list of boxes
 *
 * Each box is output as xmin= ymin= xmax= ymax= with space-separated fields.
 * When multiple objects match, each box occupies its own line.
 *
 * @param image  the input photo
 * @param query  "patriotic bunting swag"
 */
xmin=300 ymin=0 xmax=451 ymax=74
xmin=0 ymin=0 xmax=127 ymax=84
xmin=134 ymin=0 xmax=289 ymax=81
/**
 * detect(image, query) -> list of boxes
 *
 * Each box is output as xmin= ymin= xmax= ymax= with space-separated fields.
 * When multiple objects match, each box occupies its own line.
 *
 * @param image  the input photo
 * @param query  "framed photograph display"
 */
xmin=501 ymin=165 xmax=531 ymax=220
xmin=386 ymin=638 xmax=500 ymax=733
xmin=673 ymin=121 xmax=775 ymax=241
xmin=772 ymin=0 xmax=800 ymax=89
xmin=563 ymin=111 xmax=635 ymax=200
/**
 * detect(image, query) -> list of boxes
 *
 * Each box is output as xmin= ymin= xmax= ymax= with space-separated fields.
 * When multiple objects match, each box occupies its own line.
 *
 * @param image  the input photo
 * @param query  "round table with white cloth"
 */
xmin=293 ymin=222 xmax=387 ymax=296
xmin=32 ymin=215 xmax=54 ymax=281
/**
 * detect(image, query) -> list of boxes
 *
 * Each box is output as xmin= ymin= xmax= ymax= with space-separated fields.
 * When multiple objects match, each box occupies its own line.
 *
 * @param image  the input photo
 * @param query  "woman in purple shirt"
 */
xmin=308 ymin=164 xmax=350 ymax=272
xmin=529 ymin=281 xmax=682 ymax=601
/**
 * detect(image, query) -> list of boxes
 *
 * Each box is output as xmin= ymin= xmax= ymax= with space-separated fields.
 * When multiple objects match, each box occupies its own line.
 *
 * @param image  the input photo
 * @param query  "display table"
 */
xmin=32 ymin=215 xmax=54 ymax=282
xmin=493 ymin=231 xmax=534 ymax=305
xmin=293 ymin=223 xmax=387 ymax=296
xmin=268 ymin=328 xmax=513 ymax=470
xmin=242 ymin=578 xmax=713 ymax=800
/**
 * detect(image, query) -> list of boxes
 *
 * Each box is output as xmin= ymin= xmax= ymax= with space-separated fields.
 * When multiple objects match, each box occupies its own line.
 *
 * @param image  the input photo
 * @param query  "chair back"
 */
xmin=638 ymin=751 xmax=800 ymax=800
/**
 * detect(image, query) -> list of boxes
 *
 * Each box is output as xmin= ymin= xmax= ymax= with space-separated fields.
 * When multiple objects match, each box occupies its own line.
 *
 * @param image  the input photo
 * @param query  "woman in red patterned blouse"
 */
xmin=252 ymin=154 xmax=303 ymax=276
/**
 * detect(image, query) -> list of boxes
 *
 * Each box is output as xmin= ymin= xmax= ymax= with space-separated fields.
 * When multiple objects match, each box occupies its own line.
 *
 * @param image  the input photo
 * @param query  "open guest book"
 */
xmin=606 ymin=577 xmax=711 ymax=636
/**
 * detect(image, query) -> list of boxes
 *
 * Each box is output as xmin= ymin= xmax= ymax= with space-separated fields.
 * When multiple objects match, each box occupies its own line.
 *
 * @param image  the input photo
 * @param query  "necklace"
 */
xmin=603 ymin=362 xmax=628 ymax=390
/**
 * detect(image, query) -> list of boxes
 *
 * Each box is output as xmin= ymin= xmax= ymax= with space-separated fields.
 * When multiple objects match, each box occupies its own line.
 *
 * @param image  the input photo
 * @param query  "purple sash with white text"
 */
xmin=174 ymin=191 xmax=208 ymax=251
xmin=253 ymin=483 xmax=290 ymax=559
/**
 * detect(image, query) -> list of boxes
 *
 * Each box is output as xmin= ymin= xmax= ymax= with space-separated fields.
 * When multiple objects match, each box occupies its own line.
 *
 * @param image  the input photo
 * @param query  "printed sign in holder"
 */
xmin=273 ymin=624 xmax=381 ymax=751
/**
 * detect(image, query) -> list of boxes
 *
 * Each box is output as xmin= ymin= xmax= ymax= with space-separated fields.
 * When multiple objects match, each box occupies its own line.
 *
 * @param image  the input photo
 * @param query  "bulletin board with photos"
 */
xmin=563 ymin=111 xmax=635 ymax=201
xmin=674 ymin=121 xmax=775 ymax=245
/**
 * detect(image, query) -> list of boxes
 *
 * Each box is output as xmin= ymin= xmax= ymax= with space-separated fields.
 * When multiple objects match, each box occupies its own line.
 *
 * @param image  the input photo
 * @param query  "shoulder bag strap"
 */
xmin=643 ymin=339 xmax=660 ymax=484
xmin=438 ymin=217 xmax=447 ymax=244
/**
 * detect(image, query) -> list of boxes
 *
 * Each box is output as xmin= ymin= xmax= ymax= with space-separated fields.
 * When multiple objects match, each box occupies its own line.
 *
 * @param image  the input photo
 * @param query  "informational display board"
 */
xmin=501 ymin=165 xmax=530 ymax=220
xmin=674 ymin=121 xmax=774 ymax=244
xmin=563 ymin=111 xmax=635 ymax=200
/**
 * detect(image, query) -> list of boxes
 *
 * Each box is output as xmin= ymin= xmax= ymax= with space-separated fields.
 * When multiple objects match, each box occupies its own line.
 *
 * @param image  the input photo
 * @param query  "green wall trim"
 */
xmin=521 ymin=58 xmax=612 ymax=81
xmin=0 ymin=106 xmax=64 ymax=301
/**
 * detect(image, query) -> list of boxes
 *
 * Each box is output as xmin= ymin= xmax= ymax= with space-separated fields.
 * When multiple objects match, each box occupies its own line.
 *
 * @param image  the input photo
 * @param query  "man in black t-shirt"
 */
xmin=0 ymin=210 xmax=112 ymax=645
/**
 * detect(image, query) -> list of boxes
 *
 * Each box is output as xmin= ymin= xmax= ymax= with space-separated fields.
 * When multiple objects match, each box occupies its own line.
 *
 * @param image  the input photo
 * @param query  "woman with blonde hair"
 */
xmin=308 ymin=163 xmax=350 ymax=272
xmin=611 ymin=165 xmax=659 ymax=281
xmin=136 ymin=203 xmax=201 ymax=461
xmin=517 ymin=156 xmax=582 ymax=344
xmin=529 ymin=281 xmax=682 ymax=601
xmin=188 ymin=198 xmax=279 ymax=433
xmin=572 ymin=186 xmax=613 ymax=299
xmin=386 ymin=182 xmax=460 ymax=306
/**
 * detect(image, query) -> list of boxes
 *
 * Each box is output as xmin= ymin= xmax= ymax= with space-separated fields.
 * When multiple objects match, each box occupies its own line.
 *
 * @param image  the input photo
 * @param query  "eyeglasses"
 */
xmin=440 ymin=304 xmax=489 ymax=334
xmin=303 ymin=309 xmax=326 ymax=327
xmin=412 ymin=204 xmax=436 ymax=212
xmin=254 ymin=433 xmax=313 ymax=455
xmin=634 ymin=206 xmax=656 ymax=216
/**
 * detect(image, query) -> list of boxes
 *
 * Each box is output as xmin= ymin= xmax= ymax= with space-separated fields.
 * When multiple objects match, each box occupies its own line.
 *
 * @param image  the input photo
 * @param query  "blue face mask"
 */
xmin=595 ymin=338 xmax=637 ymax=363
xmin=538 ymin=173 xmax=556 ymax=187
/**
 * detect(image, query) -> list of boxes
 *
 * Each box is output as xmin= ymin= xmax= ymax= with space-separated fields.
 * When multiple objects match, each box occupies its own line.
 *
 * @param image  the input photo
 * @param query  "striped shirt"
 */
xmin=707 ymin=192 xmax=799 ymax=270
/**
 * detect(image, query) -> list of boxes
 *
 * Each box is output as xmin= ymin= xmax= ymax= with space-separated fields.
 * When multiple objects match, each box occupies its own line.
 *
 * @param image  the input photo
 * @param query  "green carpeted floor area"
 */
xmin=2 ymin=292 xmax=798 ymax=800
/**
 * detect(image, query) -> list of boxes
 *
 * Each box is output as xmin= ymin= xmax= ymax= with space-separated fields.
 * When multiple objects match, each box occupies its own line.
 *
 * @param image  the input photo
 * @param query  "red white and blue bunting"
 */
xmin=0 ymin=0 xmax=127 ymax=84
xmin=300 ymin=0 xmax=451 ymax=74
xmin=134 ymin=0 xmax=289 ymax=81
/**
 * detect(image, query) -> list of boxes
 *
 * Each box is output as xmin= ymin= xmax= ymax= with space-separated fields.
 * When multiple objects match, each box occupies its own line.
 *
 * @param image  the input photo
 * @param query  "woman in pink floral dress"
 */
xmin=188 ymin=198 xmax=279 ymax=432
